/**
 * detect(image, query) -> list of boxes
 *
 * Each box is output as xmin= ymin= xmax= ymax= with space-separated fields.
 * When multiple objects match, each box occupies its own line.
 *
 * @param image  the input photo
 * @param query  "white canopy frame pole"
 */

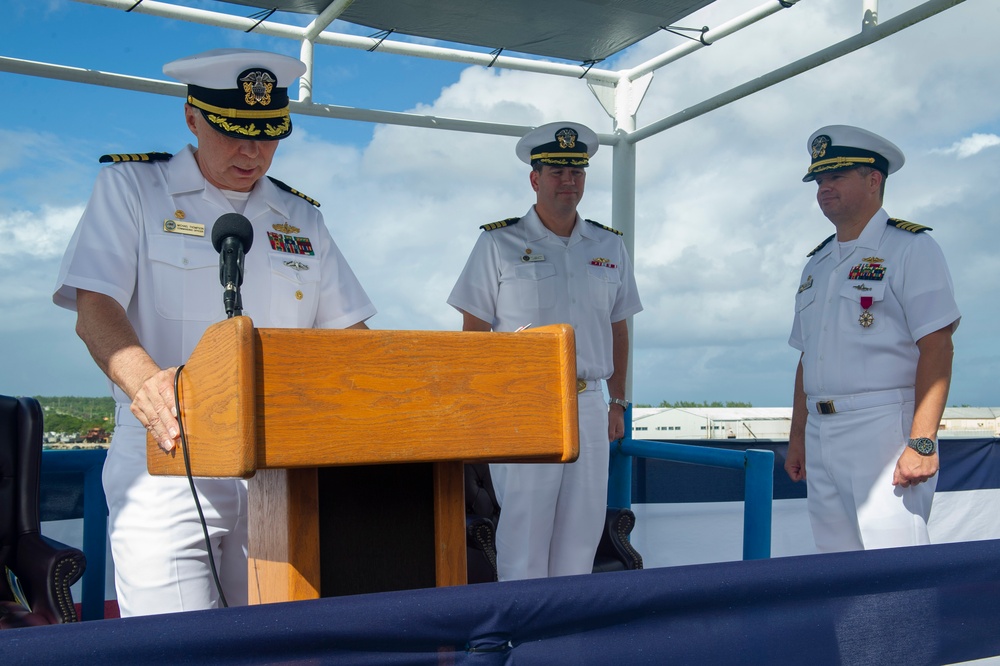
xmin=69 ymin=0 xmax=807 ymax=89
xmin=70 ymin=0 xmax=621 ymax=85
xmin=623 ymin=0 xmax=802 ymax=83
xmin=863 ymin=0 xmax=881 ymax=30
xmin=628 ymin=0 xmax=966 ymax=144
xmin=300 ymin=0 xmax=359 ymax=103
xmin=606 ymin=75 xmax=649 ymax=406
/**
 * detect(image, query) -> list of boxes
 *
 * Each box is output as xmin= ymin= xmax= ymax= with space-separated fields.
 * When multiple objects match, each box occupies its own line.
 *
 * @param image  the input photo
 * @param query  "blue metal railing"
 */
xmin=41 ymin=448 xmax=108 ymax=621
xmin=38 ymin=405 xmax=774 ymax=624
xmin=607 ymin=406 xmax=775 ymax=560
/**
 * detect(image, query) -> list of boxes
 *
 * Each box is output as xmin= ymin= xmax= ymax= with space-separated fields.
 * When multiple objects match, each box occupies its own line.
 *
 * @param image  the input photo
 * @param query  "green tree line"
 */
xmin=33 ymin=395 xmax=115 ymax=435
xmin=633 ymin=400 xmax=753 ymax=408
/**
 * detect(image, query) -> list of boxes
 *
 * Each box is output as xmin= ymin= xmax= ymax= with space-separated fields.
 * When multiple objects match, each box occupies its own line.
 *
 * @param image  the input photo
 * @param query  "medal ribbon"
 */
xmin=860 ymin=296 xmax=873 ymax=310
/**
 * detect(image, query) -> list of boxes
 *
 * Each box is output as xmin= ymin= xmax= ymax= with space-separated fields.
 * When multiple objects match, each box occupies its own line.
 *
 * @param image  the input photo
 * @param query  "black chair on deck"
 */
xmin=464 ymin=463 xmax=642 ymax=583
xmin=0 ymin=395 xmax=86 ymax=628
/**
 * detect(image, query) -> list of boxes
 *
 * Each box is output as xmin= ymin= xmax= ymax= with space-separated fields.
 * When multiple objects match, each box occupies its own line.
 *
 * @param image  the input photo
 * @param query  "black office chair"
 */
xmin=0 ymin=395 xmax=86 ymax=628
xmin=464 ymin=463 xmax=642 ymax=583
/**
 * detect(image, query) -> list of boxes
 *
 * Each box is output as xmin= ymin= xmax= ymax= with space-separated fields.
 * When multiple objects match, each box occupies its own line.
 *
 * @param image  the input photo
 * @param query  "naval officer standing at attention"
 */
xmin=785 ymin=125 xmax=960 ymax=552
xmin=448 ymin=121 xmax=642 ymax=580
xmin=53 ymin=49 xmax=375 ymax=615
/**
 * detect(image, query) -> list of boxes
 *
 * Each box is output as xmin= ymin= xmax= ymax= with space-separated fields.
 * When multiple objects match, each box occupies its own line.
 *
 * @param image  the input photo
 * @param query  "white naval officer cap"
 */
xmin=515 ymin=121 xmax=599 ymax=167
xmin=163 ymin=48 xmax=306 ymax=141
xmin=803 ymin=125 xmax=905 ymax=182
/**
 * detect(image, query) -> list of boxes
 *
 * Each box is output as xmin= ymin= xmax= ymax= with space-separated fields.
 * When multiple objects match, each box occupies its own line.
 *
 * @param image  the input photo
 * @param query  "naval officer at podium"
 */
xmin=53 ymin=49 xmax=375 ymax=616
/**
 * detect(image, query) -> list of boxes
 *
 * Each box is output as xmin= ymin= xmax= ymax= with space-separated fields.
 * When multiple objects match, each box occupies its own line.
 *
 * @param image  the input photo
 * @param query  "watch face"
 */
xmin=910 ymin=437 xmax=936 ymax=455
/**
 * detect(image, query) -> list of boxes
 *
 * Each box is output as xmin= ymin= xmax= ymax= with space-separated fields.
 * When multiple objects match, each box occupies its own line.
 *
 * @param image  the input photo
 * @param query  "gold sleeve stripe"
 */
xmin=99 ymin=152 xmax=172 ymax=164
xmin=480 ymin=217 xmax=521 ymax=231
xmin=268 ymin=176 xmax=320 ymax=207
xmin=585 ymin=219 xmax=623 ymax=236
xmin=807 ymin=234 xmax=836 ymax=257
xmin=888 ymin=218 xmax=932 ymax=233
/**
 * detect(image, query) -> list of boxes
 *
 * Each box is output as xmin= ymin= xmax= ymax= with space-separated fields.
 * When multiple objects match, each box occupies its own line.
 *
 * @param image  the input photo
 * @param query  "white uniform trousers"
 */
xmin=103 ymin=424 xmax=248 ymax=616
xmin=490 ymin=389 xmax=609 ymax=580
xmin=805 ymin=399 xmax=935 ymax=552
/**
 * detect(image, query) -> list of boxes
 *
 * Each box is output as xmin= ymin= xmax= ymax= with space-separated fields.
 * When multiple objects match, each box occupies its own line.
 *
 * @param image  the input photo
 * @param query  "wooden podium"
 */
xmin=146 ymin=317 xmax=579 ymax=603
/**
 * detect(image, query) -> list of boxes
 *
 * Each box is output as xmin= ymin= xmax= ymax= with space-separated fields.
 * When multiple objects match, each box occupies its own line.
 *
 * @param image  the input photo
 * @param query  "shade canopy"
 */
xmin=220 ymin=0 xmax=716 ymax=62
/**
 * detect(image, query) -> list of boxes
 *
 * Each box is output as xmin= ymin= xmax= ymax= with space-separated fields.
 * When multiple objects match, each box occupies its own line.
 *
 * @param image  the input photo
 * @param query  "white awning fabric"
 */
xmin=219 ymin=0 xmax=717 ymax=62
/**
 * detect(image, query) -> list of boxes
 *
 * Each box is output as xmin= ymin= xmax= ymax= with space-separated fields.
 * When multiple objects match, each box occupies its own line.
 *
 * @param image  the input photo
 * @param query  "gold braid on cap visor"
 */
xmin=808 ymin=156 xmax=876 ymax=175
xmin=188 ymin=96 xmax=291 ymax=119
xmin=531 ymin=151 xmax=589 ymax=161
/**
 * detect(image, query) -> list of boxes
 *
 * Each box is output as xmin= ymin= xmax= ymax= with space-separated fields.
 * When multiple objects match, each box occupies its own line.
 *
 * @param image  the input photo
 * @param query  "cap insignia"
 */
xmin=555 ymin=127 xmax=578 ymax=150
xmin=811 ymin=135 xmax=830 ymax=160
xmin=240 ymin=69 xmax=276 ymax=107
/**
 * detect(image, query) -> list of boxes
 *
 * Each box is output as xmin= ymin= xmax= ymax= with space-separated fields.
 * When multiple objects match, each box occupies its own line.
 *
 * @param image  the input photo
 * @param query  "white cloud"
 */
xmin=0 ymin=204 xmax=84 ymax=259
xmin=932 ymin=133 xmax=1000 ymax=159
xmin=1 ymin=0 xmax=998 ymax=406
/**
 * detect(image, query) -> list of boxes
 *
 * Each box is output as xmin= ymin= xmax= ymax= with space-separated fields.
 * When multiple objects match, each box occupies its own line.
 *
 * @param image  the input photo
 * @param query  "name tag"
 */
xmin=163 ymin=219 xmax=205 ymax=237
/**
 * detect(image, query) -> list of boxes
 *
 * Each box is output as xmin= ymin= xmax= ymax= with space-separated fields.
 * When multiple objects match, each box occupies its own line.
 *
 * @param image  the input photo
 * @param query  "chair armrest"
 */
xmin=13 ymin=532 xmax=86 ymax=624
xmin=466 ymin=516 xmax=498 ymax=583
xmin=593 ymin=508 xmax=643 ymax=573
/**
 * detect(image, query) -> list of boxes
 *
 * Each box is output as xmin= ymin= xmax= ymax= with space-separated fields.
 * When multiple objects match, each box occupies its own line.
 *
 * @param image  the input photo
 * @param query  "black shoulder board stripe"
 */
xmin=268 ymin=176 xmax=320 ymax=207
xmin=888 ymin=218 xmax=932 ymax=233
xmin=586 ymin=219 xmax=623 ymax=236
xmin=480 ymin=217 xmax=520 ymax=231
xmin=99 ymin=152 xmax=172 ymax=164
xmin=807 ymin=233 xmax=836 ymax=257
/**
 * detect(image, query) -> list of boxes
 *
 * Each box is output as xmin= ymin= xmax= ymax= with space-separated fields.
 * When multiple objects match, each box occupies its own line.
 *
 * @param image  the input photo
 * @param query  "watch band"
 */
xmin=609 ymin=397 xmax=629 ymax=410
xmin=907 ymin=437 xmax=937 ymax=456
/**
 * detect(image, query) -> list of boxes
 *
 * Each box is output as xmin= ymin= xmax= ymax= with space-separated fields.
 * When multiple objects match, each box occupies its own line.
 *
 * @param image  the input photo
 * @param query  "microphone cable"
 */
xmin=173 ymin=364 xmax=228 ymax=608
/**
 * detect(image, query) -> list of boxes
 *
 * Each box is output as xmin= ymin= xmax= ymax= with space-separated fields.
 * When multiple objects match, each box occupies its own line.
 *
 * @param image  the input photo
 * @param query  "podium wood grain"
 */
xmin=147 ymin=317 xmax=579 ymax=603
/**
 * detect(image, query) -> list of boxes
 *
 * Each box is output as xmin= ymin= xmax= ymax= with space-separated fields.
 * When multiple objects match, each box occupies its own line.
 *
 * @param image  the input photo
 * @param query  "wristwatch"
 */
xmin=907 ymin=437 xmax=937 ymax=456
xmin=609 ymin=397 xmax=629 ymax=410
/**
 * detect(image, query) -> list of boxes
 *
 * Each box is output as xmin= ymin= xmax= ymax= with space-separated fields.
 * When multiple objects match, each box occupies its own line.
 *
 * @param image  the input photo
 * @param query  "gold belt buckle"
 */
xmin=816 ymin=401 xmax=836 ymax=414
xmin=577 ymin=379 xmax=587 ymax=393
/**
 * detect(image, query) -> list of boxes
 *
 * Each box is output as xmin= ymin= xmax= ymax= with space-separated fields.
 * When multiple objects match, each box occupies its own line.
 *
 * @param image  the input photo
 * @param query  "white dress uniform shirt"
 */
xmin=53 ymin=145 xmax=375 ymax=615
xmin=54 ymin=145 xmax=375 ymax=428
xmin=789 ymin=208 xmax=960 ymax=397
xmin=447 ymin=205 xmax=642 ymax=380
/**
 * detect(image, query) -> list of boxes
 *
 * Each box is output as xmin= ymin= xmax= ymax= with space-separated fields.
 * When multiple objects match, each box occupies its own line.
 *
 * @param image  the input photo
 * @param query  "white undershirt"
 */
xmin=222 ymin=189 xmax=251 ymax=214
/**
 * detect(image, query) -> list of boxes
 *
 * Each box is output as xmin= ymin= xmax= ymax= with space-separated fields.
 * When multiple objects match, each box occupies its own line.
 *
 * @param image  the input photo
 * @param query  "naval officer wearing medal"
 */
xmin=785 ymin=125 xmax=960 ymax=552
xmin=53 ymin=49 xmax=375 ymax=615
xmin=448 ymin=122 xmax=642 ymax=580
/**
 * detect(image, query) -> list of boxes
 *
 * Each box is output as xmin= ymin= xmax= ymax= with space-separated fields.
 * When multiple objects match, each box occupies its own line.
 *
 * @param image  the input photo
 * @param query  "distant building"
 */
xmin=631 ymin=407 xmax=1000 ymax=441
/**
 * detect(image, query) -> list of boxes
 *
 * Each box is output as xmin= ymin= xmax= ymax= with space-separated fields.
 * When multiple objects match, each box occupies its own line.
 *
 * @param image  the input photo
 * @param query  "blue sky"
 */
xmin=1 ymin=0 xmax=998 ymax=407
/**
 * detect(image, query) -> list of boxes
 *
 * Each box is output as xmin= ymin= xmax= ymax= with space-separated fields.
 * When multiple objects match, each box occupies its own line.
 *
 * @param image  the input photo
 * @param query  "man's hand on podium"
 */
xmin=131 ymin=366 xmax=182 ymax=452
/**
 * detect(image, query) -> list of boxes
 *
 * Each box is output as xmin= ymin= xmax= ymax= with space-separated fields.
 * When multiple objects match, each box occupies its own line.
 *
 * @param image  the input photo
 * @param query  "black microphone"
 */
xmin=211 ymin=213 xmax=254 ymax=318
